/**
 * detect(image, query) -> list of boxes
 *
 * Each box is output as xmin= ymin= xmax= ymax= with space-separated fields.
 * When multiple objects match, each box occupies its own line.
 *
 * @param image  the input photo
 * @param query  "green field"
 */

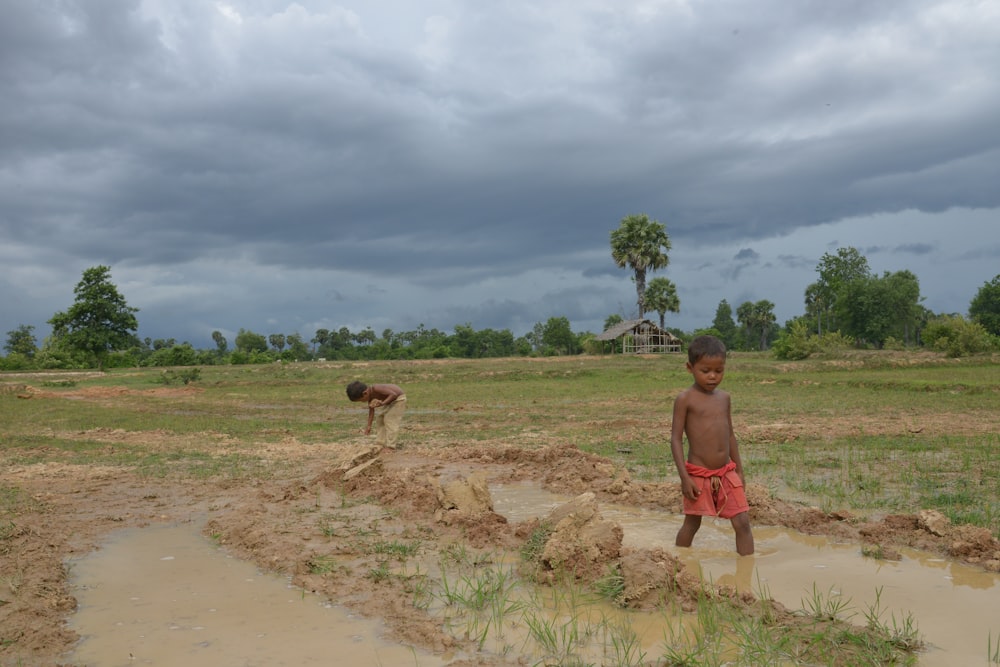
xmin=3 ymin=350 xmax=998 ymax=536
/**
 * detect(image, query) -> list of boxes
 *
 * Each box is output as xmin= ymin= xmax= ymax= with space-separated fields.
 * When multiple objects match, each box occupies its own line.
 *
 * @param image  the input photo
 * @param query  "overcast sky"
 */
xmin=2 ymin=0 xmax=998 ymax=349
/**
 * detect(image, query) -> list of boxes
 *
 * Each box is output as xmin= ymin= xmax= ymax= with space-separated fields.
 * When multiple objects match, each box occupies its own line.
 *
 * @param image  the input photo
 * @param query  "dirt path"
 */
xmin=3 ymin=433 xmax=999 ymax=666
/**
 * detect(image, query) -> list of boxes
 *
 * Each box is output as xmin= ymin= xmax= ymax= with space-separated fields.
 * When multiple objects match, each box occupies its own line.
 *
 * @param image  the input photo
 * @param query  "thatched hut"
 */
xmin=595 ymin=319 xmax=682 ymax=354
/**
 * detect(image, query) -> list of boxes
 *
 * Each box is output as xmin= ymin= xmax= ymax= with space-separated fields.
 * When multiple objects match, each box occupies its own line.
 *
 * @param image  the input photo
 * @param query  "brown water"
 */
xmin=492 ymin=481 xmax=1000 ymax=667
xmin=66 ymin=523 xmax=446 ymax=666
xmin=67 ymin=484 xmax=999 ymax=666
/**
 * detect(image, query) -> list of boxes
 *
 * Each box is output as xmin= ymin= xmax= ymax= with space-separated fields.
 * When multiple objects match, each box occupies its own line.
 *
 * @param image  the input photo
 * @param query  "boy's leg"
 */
xmin=675 ymin=514 xmax=702 ymax=548
xmin=374 ymin=412 xmax=386 ymax=446
xmin=382 ymin=401 xmax=406 ymax=449
xmin=730 ymin=512 xmax=754 ymax=556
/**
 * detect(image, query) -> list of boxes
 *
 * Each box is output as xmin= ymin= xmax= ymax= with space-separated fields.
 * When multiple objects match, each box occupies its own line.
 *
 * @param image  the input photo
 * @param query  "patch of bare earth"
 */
xmin=3 ymin=432 xmax=1000 ymax=666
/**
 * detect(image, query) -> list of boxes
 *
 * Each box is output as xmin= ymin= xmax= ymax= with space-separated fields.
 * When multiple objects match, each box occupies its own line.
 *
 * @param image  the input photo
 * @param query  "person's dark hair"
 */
xmin=346 ymin=380 xmax=367 ymax=400
xmin=687 ymin=335 xmax=727 ymax=363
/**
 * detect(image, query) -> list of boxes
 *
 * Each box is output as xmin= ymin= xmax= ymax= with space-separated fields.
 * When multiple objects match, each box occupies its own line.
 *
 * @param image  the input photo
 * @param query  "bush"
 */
xmin=773 ymin=324 xmax=856 ymax=360
xmin=0 ymin=353 xmax=33 ymax=371
xmin=142 ymin=344 xmax=199 ymax=367
xmin=32 ymin=347 xmax=90 ymax=370
xmin=922 ymin=316 xmax=996 ymax=357
xmin=772 ymin=321 xmax=819 ymax=360
xmin=156 ymin=368 xmax=201 ymax=385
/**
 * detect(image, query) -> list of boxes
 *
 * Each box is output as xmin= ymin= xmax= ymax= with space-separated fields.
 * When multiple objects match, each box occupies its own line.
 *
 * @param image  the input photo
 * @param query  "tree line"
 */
xmin=4 ymin=219 xmax=999 ymax=370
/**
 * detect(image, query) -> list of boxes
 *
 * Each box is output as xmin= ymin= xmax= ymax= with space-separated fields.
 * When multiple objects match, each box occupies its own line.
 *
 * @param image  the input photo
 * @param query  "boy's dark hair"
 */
xmin=346 ymin=381 xmax=367 ymax=400
xmin=687 ymin=335 xmax=727 ymax=363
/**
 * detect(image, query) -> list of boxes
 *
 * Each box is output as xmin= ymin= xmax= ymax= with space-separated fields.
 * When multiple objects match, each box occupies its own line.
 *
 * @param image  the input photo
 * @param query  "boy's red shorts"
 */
xmin=683 ymin=467 xmax=749 ymax=519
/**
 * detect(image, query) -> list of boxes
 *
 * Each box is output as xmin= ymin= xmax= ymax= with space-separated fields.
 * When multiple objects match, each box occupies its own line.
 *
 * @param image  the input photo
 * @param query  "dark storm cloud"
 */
xmin=2 ymin=0 xmax=999 ymax=344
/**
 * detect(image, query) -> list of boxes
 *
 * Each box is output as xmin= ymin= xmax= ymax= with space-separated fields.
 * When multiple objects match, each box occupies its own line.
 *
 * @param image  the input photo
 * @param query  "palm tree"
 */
xmin=737 ymin=299 xmax=777 ymax=351
xmin=644 ymin=277 xmax=680 ymax=329
xmin=610 ymin=214 xmax=672 ymax=318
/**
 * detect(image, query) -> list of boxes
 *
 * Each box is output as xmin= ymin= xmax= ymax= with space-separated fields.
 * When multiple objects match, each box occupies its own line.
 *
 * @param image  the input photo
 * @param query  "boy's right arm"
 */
xmin=671 ymin=394 xmax=700 ymax=500
xmin=363 ymin=406 xmax=375 ymax=434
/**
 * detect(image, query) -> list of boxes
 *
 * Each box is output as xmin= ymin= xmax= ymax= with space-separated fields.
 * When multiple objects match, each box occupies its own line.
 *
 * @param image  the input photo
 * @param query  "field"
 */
xmin=1 ymin=351 xmax=999 ymax=665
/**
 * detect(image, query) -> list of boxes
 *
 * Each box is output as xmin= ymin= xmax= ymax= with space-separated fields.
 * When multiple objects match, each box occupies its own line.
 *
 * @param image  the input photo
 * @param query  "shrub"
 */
xmin=0 ymin=352 xmax=32 ymax=371
xmin=922 ymin=315 xmax=996 ymax=357
xmin=773 ymin=323 xmax=856 ymax=360
xmin=772 ymin=321 xmax=819 ymax=360
xmin=156 ymin=368 xmax=201 ymax=385
xmin=816 ymin=330 xmax=854 ymax=352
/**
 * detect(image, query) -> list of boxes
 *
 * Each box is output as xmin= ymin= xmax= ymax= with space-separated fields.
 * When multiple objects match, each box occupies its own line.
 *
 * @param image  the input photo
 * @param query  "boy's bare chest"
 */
xmin=687 ymin=396 xmax=727 ymax=421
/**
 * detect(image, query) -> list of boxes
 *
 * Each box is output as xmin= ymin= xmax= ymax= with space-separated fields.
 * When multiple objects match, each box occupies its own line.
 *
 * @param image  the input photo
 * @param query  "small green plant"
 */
xmin=0 ymin=520 xmax=18 ymax=542
xmin=592 ymin=565 xmax=625 ymax=605
xmin=861 ymin=544 xmax=885 ymax=559
xmin=523 ymin=610 xmax=583 ymax=664
xmin=519 ymin=522 xmax=553 ymax=564
xmin=802 ymin=583 xmax=854 ymax=622
xmin=41 ymin=379 xmax=77 ymax=387
xmin=307 ymin=555 xmax=339 ymax=574
xmin=862 ymin=587 xmax=923 ymax=652
xmin=403 ymin=564 xmax=433 ymax=610
xmin=604 ymin=616 xmax=647 ymax=666
xmin=989 ymin=631 xmax=1000 ymax=664
xmin=370 ymin=540 xmax=421 ymax=559
xmin=440 ymin=542 xmax=472 ymax=566
xmin=367 ymin=561 xmax=391 ymax=582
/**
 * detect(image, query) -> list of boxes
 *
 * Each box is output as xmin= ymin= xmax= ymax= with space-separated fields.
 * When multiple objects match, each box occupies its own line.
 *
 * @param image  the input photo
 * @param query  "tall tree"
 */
xmin=807 ymin=247 xmax=871 ymax=333
xmin=4 ymin=324 xmax=38 ymax=357
xmin=602 ymin=314 xmax=624 ymax=353
xmin=883 ymin=269 xmax=922 ymax=344
xmin=736 ymin=300 xmax=777 ymax=351
xmin=711 ymin=300 xmax=739 ymax=350
xmin=311 ymin=328 xmax=330 ymax=353
xmin=644 ymin=277 xmax=680 ymax=329
xmin=541 ymin=316 xmax=577 ymax=355
xmin=48 ymin=265 xmax=139 ymax=371
xmin=803 ymin=281 xmax=830 ymax=334
xmin=284 ymin=333 xmax=311 ymax=361
xmin=837 ymin=271 xmax=923 ymax=347
xmin=528 ymin=321 xmax=545 ymax=353
xmin=969 ymin=274 xmax=1000 ymax=336
xmin=603 ymin=314 xmax=623 ymax=331
xmin=234 ymin=328 xmax=268 ymax=353
xmin=610 ymin=214 xmax=671 ymax=318
xmin=354 ymin=327 xmax=376 ymax=346
xmin=211 ymin=330 xmax=228 ymax=355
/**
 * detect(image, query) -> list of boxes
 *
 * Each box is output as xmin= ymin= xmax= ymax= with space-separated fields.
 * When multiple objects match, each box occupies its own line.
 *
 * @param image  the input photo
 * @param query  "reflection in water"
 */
xmin=67 ymin=523 xmax=445 ymax=667
xmin=711 ymin=553 xmax=756 ymax=591
xmin=492 ymin=481 xmax=1000 ymax=667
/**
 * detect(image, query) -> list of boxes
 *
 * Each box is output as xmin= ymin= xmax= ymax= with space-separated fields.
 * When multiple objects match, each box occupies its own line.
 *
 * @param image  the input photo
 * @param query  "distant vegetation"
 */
xmin=3 ymin=242 xmax=999 ymax=371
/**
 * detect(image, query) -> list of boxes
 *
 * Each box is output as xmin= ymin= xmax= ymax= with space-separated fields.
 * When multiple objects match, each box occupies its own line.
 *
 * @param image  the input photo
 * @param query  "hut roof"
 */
xmin=595 ymin=318 xmax=679 ymax=341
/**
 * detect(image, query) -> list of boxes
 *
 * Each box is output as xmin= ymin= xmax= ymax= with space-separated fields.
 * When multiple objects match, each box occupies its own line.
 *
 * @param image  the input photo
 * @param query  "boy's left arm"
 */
xmin=727 ymin=400 xmax=745 ymax=484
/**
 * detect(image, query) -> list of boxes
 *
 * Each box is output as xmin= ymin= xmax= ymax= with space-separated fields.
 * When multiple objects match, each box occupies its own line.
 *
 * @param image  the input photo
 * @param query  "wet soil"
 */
xmin=2 ymin=385 xmax=999 ymax=666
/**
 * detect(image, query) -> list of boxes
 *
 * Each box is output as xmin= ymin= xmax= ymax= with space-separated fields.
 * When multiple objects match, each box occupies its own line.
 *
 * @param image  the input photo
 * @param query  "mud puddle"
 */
xmin=492 ymin=481 xmax=1000 ymax=666
xmin=66 ymin=522 xmax=446 ymax=666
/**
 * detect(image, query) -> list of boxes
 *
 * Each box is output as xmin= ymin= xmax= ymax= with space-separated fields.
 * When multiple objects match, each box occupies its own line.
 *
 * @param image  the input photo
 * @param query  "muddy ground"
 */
xmin=2 ymin=385 xmax=999 ymax=666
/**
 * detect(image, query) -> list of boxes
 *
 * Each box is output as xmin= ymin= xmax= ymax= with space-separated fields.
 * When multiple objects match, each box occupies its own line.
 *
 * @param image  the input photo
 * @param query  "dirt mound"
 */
xmin=528 ymin=491 xmax=624 ymax=584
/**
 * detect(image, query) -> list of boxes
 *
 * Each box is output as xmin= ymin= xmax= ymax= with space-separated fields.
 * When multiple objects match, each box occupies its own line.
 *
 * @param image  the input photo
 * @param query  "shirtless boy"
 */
xmin=346 ymin=381 xmax=407 ymax=449
xmin=670 ymin=335 xmax=754 ymax=555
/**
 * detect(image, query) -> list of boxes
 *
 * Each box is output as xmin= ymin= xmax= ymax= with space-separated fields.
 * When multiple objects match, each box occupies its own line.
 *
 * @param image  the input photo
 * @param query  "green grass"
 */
xmin=2 ymin=351 xmax=998 ymax=664
xmin=3 ymin=352 xmax=998 ymax=534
